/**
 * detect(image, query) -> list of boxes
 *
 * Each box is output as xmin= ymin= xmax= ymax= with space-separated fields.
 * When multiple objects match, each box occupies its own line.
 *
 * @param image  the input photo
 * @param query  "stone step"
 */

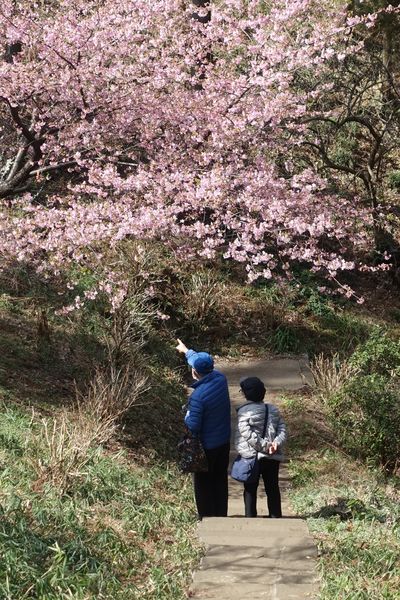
xmin=190 ymin=581 xmax=318 ymax=600
xmin=189 ymin=357 xmax=318 ymax=600
xmin=198 ymin=518 xmax=317 ymax=553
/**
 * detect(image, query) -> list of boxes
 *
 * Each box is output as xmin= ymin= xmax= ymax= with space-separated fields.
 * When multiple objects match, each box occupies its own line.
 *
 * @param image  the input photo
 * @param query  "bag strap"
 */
xmin=261 ymin=403 xmax=269 ymax=438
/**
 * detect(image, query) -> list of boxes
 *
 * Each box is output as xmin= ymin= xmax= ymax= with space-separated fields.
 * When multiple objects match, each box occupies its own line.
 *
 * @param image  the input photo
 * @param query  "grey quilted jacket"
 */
xmin=234 ymin=401 xmax=287 ymax=461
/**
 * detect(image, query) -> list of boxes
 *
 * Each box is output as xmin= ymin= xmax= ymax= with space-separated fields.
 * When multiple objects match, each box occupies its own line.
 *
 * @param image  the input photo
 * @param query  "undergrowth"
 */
xmin=0 ymin=401 xmax=200 ymax=600
xmin=282 ymin=393 xmax=400 ymax=600
xmin=0 ymin=266 xmax=199 ymax=599
xmin=1 ymin=253 xmax=400 ymax=599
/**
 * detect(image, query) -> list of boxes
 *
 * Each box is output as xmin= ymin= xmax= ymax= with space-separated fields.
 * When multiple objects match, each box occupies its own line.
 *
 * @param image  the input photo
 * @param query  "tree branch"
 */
xmin=302 ymin=140 xmax=371 ymax=191
xmin=303 ymin=114 xmax=382 ymax=143
xmin=0 ymin=161 xmax=33 ymax=198
xmin=339 ymin=115 xmax=382 ymax=143
xmin=29 ymin=161 xmax=77 ymax=176
xmin=6 ymin=146 xmax=28 ymax=181
xmin=0 ymin=96 xmax=43 ymax=161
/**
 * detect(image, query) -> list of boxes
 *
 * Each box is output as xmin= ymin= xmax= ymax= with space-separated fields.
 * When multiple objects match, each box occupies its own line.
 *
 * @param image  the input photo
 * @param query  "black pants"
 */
xmin=193 ymin=442 xmax=230 ymax=518
xmin=243 ymin=458 xmax=282 ymax=518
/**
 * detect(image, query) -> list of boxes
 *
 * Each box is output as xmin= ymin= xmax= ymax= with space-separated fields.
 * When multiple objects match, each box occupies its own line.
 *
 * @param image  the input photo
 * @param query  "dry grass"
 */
xmin=76 ymin=364 xmax=148 ymax=434
xmin=32 ymin=364 xmax=148 ymax=493
xmin=179 ymin=271 xmax=226 ymax=326
xmin=310 ymin=353 xmax=359 ymax=404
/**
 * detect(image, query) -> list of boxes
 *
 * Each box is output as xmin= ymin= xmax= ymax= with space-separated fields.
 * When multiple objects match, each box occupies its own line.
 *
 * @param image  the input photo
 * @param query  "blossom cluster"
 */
xmin=0 ymin=0 xmax=396 ymax=309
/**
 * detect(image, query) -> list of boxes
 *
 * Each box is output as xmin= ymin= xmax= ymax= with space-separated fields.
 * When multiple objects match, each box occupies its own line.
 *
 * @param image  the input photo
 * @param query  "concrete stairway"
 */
xmin=189 ymin=357 xmax=319 ymax=600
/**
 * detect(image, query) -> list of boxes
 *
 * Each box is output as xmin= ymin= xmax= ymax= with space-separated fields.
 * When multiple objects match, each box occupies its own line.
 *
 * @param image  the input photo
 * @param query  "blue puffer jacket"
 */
xmin=184 ymin=368 xmax=231 ymax=450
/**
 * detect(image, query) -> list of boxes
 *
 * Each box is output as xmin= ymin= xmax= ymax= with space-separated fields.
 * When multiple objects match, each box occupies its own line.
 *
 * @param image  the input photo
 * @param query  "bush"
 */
xmin=325 ymin=332 xmax=400 ymax=473
xmin=328 ymin=375 xmax=400 ymax=472
xmin=349 ymin=330 xmax=400 ymax=377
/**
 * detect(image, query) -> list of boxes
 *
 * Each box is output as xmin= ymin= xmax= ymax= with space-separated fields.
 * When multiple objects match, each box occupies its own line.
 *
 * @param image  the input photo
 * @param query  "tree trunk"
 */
xmin=191 ymin=0 xmax=211 ymax=24
xmin=190 ymin=1 xmax=212 ymax=89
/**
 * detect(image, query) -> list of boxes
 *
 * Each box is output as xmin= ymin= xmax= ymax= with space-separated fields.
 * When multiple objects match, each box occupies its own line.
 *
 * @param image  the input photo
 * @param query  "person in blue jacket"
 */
xmin=176 ymin=339 xmax=231 ymax=518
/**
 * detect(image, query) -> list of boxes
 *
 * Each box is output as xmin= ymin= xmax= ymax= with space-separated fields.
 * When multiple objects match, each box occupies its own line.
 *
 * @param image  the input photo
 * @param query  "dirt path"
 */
xmin=190 ymin=356 xmax=318 ymax=600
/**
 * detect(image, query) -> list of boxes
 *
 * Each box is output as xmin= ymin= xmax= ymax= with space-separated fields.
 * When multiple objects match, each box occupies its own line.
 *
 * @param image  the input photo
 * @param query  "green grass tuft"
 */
xmin=0 ymin=402 xmax=201 ymax=599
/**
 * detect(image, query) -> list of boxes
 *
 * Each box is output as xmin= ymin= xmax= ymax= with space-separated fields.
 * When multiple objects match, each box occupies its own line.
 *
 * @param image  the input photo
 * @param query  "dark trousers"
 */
xmin=243 ymin=458 xmax=282 ymax=518
xmin=193 ymin=442 xmax=230 ymax=518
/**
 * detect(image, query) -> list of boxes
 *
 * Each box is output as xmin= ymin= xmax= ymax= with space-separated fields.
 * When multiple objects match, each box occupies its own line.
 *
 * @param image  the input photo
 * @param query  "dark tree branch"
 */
xmin=0 ymin=161 xmax=33 ymax=198
xmin=191 ymin=0 xmax=211 ymax=24
xmin=339 ymin=115 xmax=382 ymax=143
xmin=303 ymin=114 xmax=383 ymax=143
xmin=0 ymin=96 xmax=43 ymax=161
xmin=302 ymin=140 xmax=370 ymax=188
xmin=6 ymin=146 xmax=28 ymax=181
xmin=29 ymin=161 xmax=77 ymax=176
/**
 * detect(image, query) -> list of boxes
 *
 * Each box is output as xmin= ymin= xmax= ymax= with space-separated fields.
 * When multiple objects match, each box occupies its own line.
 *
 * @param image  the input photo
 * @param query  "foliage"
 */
xmin=0 ymin=398 xmax=200 ymax=599
xmin=1 ymin=1 xmax=399 ymax=311
xmin=0 ymin=254 xmax=202 ymax=595
xmin=249 ymin=281 xmax=370 ymax=356
xmin=388 ymin=171 xmax=400 ymax=191
xmin=286 ymin=392 xmax=400 ymax=600
xmin=310 ymin=331 xmax=400 ymax=472
xmin=298 ymin=0 xmax=400 ymax=255
xmin=267 ymin=324 xmax=301 ymax=354
xmin=348 ymin=330 xmax=400 ymax=376
xmin=329 ymin=375 xmax=400 ymax=472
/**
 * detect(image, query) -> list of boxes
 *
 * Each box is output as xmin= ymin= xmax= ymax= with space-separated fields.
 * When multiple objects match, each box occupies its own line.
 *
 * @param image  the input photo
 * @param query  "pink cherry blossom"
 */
xmin=0 ymin=0 xmax=398 ymax=309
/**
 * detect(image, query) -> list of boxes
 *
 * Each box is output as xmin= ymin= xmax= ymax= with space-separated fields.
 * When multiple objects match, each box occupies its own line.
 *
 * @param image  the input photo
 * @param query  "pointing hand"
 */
xmin=176 ymin=338 xmax=188 ymax=354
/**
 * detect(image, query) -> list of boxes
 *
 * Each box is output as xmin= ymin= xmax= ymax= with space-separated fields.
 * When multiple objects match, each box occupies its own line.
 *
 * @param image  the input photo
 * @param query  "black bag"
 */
xmin=177 ymin=433 xmax=208 ymax=473
xmin=231 ymin=403 xmax=269 ymax=483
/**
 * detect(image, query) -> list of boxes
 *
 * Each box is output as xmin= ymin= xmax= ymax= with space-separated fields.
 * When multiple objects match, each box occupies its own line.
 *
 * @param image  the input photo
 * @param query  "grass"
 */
xmin=188 ymin=275 xmax=387 ymax=359
xmin=0 ymin=275 xmax=201 ymax=599
xmin=1 ymin=259 xmax=400 ymax=599
xmin=281 ymin=392 xmax=400 ymax=599
xmin=0 ymin=400 xmax=201 ymax=600
xmin=291 ymin=474 xmax=400 ymax=600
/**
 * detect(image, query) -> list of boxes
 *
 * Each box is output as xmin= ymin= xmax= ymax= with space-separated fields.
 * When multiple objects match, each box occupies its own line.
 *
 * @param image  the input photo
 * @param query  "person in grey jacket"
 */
xmin=234 ymin=376 xmax=287 ymax=518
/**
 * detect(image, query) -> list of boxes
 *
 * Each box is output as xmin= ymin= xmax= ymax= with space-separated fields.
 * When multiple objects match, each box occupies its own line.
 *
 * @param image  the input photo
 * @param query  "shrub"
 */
xmin=349 ymin=330 xmax=400 ymax=377
xmin=328 ymin=374 xmax=400 ymax=473
xmin=321 ymin=332 xmax=400 ymax=473
xmin=388 ymin=170 xmax=400 ymax=190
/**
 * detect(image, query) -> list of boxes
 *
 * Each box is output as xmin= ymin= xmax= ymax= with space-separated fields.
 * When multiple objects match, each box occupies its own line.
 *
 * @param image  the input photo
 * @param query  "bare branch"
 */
xmin=6 ymin=146 xmax=28 ymax=181
xmin=339 ymin=115 xmax=382 ymax=143
xmin=30 ymin=161 xmax=77 ymax=176
xmin=301 ymin=140 xmax=372 ymax=194
xmin=0 ymin=160 xmax=33 ymax=198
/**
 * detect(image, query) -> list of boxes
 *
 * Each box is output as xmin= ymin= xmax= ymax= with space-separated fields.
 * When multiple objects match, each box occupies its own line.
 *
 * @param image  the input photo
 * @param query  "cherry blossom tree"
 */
xmin=0 ymin=0 xmax=398 ymax=308
xmin=298 ymin=1 xmax=400 ymax=256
